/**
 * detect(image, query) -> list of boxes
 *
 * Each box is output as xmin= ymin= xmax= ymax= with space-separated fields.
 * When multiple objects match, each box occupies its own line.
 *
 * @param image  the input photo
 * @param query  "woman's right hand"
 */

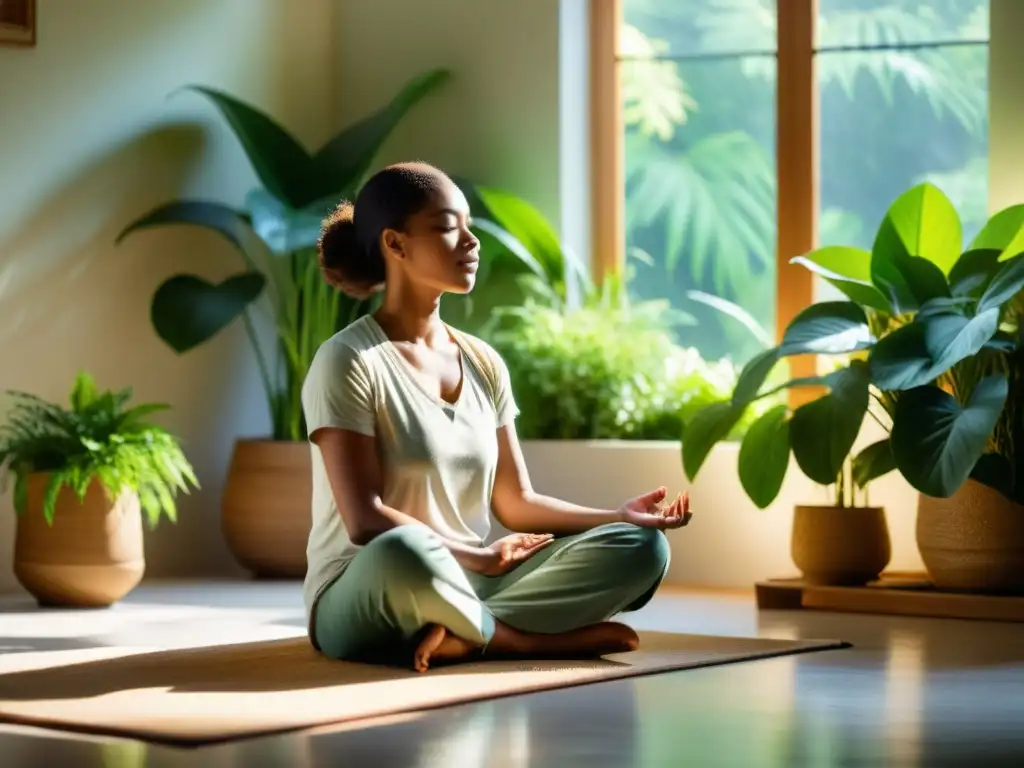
xmin=469 ymin=533 xmax=555 ymax=577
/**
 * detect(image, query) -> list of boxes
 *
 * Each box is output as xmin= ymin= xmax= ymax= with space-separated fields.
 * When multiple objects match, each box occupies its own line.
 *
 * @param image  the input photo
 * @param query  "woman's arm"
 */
xmin=490 ymin=421 xmax=624 ymax=535
xmin=312 ymin=427 xmax=490 ymax=569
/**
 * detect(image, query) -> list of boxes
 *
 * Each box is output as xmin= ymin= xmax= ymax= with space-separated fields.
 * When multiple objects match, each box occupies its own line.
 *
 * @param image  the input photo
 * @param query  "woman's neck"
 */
xmin=374 ymin=282 xmax=447 ymax=344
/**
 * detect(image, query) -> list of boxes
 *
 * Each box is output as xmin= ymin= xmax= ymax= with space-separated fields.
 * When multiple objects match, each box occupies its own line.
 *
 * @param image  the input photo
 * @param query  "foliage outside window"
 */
xmin=620 ymin=0 xmax=989 ymax=370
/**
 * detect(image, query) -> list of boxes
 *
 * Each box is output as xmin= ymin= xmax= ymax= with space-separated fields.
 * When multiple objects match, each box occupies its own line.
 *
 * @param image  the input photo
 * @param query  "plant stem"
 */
xmin=241 ymin=310 xmax=277 ymax=429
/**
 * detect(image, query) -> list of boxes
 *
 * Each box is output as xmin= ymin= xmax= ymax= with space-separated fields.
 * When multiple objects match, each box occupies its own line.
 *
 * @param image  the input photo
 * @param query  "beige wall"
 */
xmin=0 ymin=0 xmax=569 ymax=595
xmin=332 ymin=0 xmax=563 ymax=226
xmin=0 ymin=0 xmax=340 ymax=591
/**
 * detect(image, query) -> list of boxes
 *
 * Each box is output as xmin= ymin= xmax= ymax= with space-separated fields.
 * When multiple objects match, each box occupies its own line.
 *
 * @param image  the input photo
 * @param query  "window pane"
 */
xmin=816 ymin=30 xmax=988 ymax=300
xmin=817 ymin=0 xmax=988 ymax=49
xmin=622 ymin=0 xmax=777 ymax=59
xmin=623 ymin=46 xmax=777 ymax=366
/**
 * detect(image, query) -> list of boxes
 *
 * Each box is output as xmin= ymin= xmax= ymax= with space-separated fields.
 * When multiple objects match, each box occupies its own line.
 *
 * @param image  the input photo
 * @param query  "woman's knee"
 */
xmin=594 ymin=522 xmax=671 ymax=581
xmin=363 ymin=526 xmax=444 ymax=583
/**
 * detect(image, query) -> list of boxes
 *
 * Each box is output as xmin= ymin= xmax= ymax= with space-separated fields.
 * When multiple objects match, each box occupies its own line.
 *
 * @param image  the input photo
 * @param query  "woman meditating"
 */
xmin=302 ymin=161 xmax=692 ymax=673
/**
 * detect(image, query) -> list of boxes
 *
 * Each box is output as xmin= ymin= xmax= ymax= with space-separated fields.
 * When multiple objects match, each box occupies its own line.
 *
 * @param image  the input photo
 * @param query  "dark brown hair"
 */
xmin=317 ymin=162 xmax=450 ymax=298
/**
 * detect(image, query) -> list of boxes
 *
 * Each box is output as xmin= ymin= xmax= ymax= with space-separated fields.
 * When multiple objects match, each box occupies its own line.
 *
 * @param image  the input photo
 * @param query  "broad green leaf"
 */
xmin=977 ymin=254 xmax=1024 ymax=314
xmin=790 ymin=254 xmax=893 ymax=313
xmin=969 ymin=203 xmax=1024 ymax=260
xmin=732 ymin=347 xmax=781 ymax=404
xmin=779 ymin=301 xmax=872 ymax=356
xmin=789 ymin=362 xmax=871 ymax=486
xmin=681 ymin=400 xmax=747 ymax=481
xmin=891 ymin=375 xmax=1008 ymax=498
xmin=852 ymin=438 xmax=896 ymax=487
xmin=916 ymin=296 xmax=974 ymax=319
xmin=309 ymin=69 xmax=452 ymax=203
xmin=872 ymin=254 xmax=951 ymax=314
xmin=873 ymin=182 xmax=963 ymax=273
xmin=180 ymin=86 xmax=313 ymax=210
xmin=116 ymin=201 xmax=256 ymax=267
xmin=471 ymin=218 xmax=546 ymax=279
xmin=796 ymin=245 xmax=873 ymax=282
xmin=151 ymin=272 xmax=266 ymax=353
xmin=245 ymin=189 xmax=325 ymax=255
xmin=949 ymin=248 xmax=1002 ymax=297
xmin=476 ymin=186 xmax=566 ymax=286
xmin=869 ymin=309 xmax=1000 ymax=390
xmin=738 ymin=404 xmax=791 ymax=508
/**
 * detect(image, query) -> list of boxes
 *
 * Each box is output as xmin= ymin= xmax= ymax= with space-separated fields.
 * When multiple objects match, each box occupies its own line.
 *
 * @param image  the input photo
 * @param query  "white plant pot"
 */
xmin=514 ymin=437 xmax=924 ymax=588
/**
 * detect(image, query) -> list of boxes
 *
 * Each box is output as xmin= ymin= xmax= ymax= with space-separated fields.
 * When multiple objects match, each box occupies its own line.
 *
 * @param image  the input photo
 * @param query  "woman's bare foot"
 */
xmin=413 ymin=624 xmax=479 ymax=673
xmin=411 ymin=620 xmax=640 ymax=672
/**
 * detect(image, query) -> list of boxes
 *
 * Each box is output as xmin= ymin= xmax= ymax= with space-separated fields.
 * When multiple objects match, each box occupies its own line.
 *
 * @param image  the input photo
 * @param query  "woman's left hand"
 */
xmin=617 ymin=486 xmax=692 ymax=530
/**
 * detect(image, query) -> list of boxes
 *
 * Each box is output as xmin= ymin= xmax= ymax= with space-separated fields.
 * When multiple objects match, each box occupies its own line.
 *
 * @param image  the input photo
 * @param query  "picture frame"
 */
xmin=0 ymin=0 xmax=36 ymax=48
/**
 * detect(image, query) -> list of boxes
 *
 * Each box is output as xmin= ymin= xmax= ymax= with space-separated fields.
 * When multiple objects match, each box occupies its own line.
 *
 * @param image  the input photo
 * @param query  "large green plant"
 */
xmin=116 ymin=71 xmax=451 ymax=441
xmin=0 ymin=372 xmax=198 ymax=526
xmin=681 ymin=182 xmax=1024 ymax=509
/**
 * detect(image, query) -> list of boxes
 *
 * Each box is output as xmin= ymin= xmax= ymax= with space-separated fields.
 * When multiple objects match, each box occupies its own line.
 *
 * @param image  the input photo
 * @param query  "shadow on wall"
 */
xmin=0 ymin=123 xmax=268 ymax=586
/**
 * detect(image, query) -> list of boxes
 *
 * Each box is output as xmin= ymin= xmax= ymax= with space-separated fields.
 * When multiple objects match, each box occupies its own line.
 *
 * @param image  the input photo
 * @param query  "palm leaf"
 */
xmin=625 ymin=130 xmax=774 ymax=296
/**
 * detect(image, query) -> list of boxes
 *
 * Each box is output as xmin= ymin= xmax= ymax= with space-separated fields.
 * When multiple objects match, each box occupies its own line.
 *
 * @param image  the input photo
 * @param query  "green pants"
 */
xmin=312 ymin=522 xmax=671 ymax=663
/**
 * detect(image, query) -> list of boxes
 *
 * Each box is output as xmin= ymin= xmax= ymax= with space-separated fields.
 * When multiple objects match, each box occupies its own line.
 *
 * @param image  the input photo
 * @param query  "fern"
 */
xmin=0 ymin=371 xmax=198 ymax=527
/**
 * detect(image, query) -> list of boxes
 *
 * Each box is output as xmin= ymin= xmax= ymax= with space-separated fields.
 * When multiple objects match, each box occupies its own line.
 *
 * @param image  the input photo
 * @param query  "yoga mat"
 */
xmin=0 ymin=632 xmax=848 ymax=746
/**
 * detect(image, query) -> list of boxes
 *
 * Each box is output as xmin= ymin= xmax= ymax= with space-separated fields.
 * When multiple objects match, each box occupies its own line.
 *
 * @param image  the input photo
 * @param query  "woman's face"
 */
xmin=381 ymin=177 xmax=481 ymax=295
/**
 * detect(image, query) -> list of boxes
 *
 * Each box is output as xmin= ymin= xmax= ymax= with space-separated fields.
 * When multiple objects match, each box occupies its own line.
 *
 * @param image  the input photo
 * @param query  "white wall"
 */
xmin=0 ymin=0 xmax=339 ymax=591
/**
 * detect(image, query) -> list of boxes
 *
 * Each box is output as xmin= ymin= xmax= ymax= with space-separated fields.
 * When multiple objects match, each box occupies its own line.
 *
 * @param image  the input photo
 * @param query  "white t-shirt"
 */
xmin=300 ymin=314 xmax=519 ymax=638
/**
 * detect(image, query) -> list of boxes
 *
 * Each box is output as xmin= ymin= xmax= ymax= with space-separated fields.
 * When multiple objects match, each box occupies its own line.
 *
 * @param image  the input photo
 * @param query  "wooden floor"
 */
xmin=1 ymin=580 xmax=1023 ymax=767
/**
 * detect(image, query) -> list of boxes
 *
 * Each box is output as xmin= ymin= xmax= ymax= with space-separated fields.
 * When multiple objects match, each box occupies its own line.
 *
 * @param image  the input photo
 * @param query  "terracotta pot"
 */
xmin=791 ymin=505 xmax=891 ymax=586
xmin=14 ymin=474 xmax=145 ymax=607
xmin=221 ymin=439 xmax=312 ymax=578
xmin=916 ymin=480 xmax=1024 ymax=593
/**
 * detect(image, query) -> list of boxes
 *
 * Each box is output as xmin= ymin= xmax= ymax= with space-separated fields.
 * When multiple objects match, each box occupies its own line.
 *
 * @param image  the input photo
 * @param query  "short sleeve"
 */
xmin=302 ymin=340 xmax=376 ymax=438
xmin=489 ymin=346 xmax=520 ymax=427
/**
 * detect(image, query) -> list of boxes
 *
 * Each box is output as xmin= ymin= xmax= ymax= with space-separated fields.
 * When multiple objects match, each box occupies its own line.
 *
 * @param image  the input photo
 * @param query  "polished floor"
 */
xmin=1 ymin=580 xmax=1023 ymax=767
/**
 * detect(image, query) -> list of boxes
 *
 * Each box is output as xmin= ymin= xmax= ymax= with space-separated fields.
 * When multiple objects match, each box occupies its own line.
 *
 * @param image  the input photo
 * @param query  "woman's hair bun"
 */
xmin=317 ymin=201 xmax=385 ymax=299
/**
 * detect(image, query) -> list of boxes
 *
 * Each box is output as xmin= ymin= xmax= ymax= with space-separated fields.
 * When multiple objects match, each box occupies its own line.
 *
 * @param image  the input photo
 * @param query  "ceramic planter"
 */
xmin=14 ymin=474 xmax=145 ymax=607
xmin=916 ymin=480 xmax=1024 ymax=593
xmin=221 ymin=439 xmax=312 ymax=578
xmin=790 ymin=504 xmax=892 ymax=586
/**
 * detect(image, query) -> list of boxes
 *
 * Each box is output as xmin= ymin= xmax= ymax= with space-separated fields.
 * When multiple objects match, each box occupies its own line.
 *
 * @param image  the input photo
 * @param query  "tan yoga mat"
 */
xmin=0 ymin=632 xmax=848 ymax=746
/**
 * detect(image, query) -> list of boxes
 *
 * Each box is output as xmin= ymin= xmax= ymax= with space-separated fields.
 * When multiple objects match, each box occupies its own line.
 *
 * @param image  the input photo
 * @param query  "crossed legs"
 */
xmin=312 ymin=523 xmax=671 ymax=671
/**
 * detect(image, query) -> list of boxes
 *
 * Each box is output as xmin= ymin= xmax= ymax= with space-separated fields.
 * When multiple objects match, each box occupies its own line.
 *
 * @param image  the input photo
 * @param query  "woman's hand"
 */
xmin=618 ymin=487 xmax=692 ymax=530
xmin=468 ymin=533 xmax=555 ymax=577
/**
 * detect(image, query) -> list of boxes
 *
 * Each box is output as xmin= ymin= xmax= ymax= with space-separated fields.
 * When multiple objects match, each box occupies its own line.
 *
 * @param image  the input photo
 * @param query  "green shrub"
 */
xmin=485 ymin=277 xmax=771 ymax=440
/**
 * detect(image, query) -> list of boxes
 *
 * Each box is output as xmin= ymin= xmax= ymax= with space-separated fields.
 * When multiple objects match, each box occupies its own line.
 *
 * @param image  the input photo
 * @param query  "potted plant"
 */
xmin=683 ymin=182 xmax=1024 ymax=592
xmin=0 ymin=372 xmax=198 ymax=607
xmin=114 ymin=71 xmax=451 ymax=578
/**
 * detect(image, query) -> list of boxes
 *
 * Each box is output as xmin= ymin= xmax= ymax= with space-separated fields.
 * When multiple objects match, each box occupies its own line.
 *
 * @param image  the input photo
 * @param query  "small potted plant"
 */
xmin=0 ymin=372 xmax=198 ymax=607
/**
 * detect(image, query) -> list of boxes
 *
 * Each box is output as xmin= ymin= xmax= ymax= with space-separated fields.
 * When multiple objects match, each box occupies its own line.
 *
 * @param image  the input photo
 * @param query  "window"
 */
xmin=603 ymin=0 xmax=990 ymax=368
xmin=815 ymin=0 xmax=989 ymax=300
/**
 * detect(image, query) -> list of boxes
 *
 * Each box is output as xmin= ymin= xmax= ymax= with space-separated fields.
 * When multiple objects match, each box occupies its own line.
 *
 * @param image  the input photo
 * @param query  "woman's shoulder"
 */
xmin=308 ymin=317 xmax=379 ymax=376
